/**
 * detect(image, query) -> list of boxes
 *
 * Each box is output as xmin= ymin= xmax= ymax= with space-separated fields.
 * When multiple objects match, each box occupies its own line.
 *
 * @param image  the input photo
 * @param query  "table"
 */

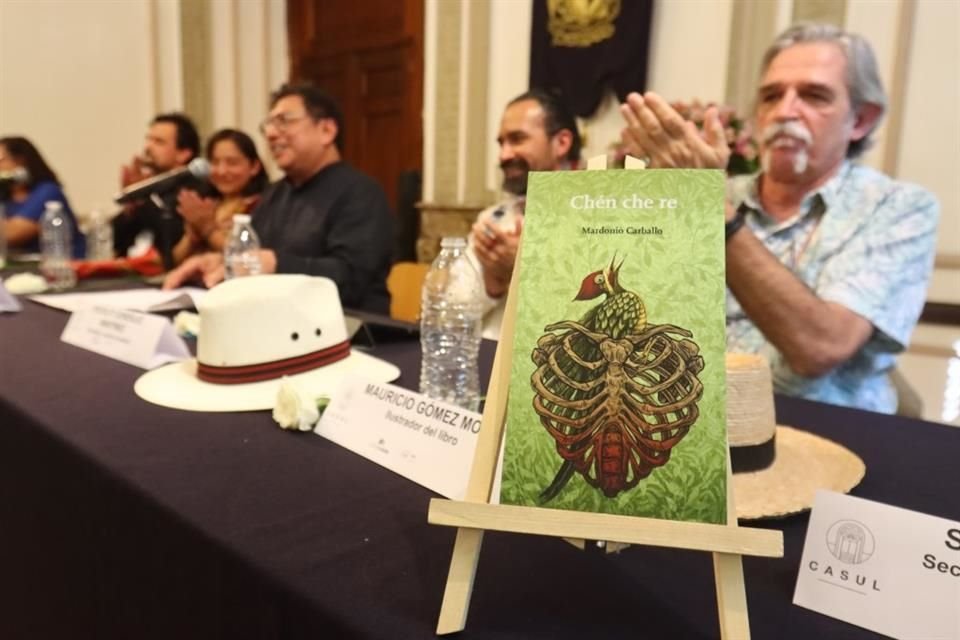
xmin=1 ymin=301 xmax=957 ymax=639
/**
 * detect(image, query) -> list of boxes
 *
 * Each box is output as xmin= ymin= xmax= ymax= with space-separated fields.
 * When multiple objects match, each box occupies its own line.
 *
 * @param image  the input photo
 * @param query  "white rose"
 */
xmin=173 ymin=311 xmax=201 ymax=338
xmin=4 ymin=273 xmax=48 ymax=295
xmin=272 ymin=378 xmax=320 ymax=432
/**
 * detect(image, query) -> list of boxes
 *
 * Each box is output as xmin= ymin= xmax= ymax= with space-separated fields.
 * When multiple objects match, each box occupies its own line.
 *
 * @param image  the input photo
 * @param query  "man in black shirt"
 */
xmin=164 ymin=85 xmax=394 ymax=313
xmin=113 ymin=113 xmax=201 ymax=265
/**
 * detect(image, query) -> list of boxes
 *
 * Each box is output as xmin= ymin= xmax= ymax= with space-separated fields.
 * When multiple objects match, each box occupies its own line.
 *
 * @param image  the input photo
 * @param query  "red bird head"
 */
xmin=574 ymin=256 xmax=624 ymax=301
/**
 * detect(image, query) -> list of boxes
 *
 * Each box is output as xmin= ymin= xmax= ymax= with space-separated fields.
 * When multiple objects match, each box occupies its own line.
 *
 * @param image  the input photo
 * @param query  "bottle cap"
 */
xmin=440 ymin=236 xmax=467 ymax=249
xmin=233 ymin=214 xmax=252 ymax=224
xmin=44 ymin=201 xmax=63 ymax=211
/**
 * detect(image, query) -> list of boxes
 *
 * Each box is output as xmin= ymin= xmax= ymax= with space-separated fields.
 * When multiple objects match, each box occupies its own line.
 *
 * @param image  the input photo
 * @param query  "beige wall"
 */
xmin=1 ymin=0 xmax=161 ymax=219
xmin=208 ymin=0 xmax=289 ymax=178
xmin=886 ymin=0 xmax=959 ymax=302
xmin=0 ymin=0 xmax=287 ymax=222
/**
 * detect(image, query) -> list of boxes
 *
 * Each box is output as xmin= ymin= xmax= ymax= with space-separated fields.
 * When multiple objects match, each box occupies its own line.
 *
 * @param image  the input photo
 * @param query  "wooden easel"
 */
xmin=427 ymin=156 xmax=784 ymax=638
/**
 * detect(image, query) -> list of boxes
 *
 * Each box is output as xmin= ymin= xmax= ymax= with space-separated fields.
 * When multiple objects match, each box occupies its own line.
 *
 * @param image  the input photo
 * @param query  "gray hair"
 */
xmin=761 ymin=23 xmax=887 ymax=158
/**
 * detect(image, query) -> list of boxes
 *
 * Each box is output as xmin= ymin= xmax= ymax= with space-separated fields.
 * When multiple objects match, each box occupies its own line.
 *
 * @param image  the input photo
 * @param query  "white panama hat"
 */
xmin=135 ymin=274 xmax=400 ymax=412
xmin=727 ymin=353 xmax=866 ymax=520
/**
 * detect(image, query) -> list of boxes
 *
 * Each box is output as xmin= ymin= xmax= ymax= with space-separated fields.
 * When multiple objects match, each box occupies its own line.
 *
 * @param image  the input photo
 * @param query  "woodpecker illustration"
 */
xmin=574 ymin=255 xmax=646 ymax=338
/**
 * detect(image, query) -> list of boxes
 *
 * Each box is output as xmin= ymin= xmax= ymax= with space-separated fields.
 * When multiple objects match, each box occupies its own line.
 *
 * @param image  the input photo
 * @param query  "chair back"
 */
xmin=387 ymin=261 xmax=429 ymax=323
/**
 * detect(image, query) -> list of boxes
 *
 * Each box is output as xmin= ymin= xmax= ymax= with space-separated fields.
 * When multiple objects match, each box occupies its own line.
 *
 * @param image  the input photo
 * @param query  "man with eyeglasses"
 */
xmin=165 ymin=84 xmax=394 ymax=313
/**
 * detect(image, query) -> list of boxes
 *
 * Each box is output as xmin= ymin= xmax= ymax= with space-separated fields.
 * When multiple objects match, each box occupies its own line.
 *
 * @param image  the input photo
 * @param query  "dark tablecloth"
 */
xmin=1 ymin=301 xmax=957 ymax=639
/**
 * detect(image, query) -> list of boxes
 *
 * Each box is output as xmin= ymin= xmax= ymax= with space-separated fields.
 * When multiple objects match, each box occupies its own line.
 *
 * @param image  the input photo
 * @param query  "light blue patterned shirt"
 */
xmin=726 ymin=162 xmax=939 ymax=413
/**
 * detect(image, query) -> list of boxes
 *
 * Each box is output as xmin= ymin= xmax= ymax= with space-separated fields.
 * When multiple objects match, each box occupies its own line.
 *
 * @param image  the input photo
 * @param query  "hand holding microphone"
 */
xmin=114 ymin=157 xmax=210 ymax=205
xmin=120 ymin=155 xmax=152 ymax=189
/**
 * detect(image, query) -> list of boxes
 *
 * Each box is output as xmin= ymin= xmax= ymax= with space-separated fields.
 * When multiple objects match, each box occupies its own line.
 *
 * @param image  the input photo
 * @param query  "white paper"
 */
xmin=31 ymin=287 xmax=206 ymax=314
xmin=316 ymin=377 xmax=482 ymax=500
xmin=60 ymin=305 xmax=190 ymax=369
xmin=794 ymin=490 xmax=960 ymax=639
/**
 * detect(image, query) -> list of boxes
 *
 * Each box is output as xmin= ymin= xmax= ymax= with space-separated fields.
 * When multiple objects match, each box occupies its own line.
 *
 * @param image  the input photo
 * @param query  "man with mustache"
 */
xmin=469 ymin=89 xmax=581 ymax=338
xmin=112 ymin=113 xmax=201 ymax=264
xmin=164 ymin=84 xmax=393 ymax=313
xmin=619 ymin=23 xmax=938 ymax=413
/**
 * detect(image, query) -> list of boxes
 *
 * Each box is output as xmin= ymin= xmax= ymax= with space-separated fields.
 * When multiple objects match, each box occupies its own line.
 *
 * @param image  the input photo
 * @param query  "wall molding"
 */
xmin=180 ymin=0 xmax=213 ymax=136
xmin=725 ymin=0 xmax=780 ymax=114
xmin=881 ymin=0 xmax=916 ymax=177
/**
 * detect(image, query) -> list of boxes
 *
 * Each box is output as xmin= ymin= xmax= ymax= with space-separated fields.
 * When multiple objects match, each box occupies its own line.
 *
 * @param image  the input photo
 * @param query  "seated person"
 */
xmin=172 ymin=128 xmax=269 ymax=265
xmin=0 ymin=136 xmax=85 ymax=258
xmin=619 ymin=23 xmax=939 ymax=413
xmin=164 ymin=84 xmax=394 ymax=314
xmin=468 ymin=89 xmax=581 ymax=339
xmin=112 ymin=113 xmax=200 ymax=265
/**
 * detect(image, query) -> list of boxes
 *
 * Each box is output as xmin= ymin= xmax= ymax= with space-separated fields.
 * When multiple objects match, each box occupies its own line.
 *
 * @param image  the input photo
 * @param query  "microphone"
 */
xmin=0 ymin=167 xmax=29 ymax=184
xmin=114 ymin=157 xmax=209 ymax=204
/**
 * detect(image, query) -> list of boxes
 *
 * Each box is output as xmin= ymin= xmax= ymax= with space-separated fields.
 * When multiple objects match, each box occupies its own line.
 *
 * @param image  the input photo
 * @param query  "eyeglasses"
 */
xmin=259 ymin=112 xmax=310 ymax=135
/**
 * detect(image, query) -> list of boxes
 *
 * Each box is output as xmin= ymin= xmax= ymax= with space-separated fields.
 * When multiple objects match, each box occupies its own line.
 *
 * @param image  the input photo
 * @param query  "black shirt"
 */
xmin=111 ymin=176 xmax=211 ymax=266
xmin=252 ymin=162 xmax=394 ymax=313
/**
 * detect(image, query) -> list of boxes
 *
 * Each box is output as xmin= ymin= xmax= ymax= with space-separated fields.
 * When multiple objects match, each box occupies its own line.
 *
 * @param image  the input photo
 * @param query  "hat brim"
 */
xmin=134 ymin=351 xmax=401 ymax=412
xmin=732 ymin=425 xmax=865 ymax=520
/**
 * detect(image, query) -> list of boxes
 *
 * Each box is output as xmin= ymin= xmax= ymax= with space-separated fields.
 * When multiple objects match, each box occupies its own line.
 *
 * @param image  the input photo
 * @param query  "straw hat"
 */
xmin=727 ymin=353 xmax=865 ymax=520
xmin=135 ymin=274 xmax=400 ymax=412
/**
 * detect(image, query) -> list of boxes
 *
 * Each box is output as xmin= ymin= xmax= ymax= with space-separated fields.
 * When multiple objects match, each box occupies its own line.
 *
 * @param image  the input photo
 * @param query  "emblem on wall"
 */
xmin=547 ymin=0 xmax=621 ymax=47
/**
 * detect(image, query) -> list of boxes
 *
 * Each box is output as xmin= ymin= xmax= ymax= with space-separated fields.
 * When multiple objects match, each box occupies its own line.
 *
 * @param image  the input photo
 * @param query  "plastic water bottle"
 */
xmin=419 ymin=236 xmax=483 ymax=411
xmin=40 ymin=201 xmax=76 ymax=290
xmin=223 ymin=214 xmax=262 ymax=279
xmin=86 ymin=206 xmax=114 ymax=261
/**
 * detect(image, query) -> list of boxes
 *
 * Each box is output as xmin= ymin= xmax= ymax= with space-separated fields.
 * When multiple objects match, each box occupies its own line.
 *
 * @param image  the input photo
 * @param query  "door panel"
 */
xmin=287 ymin=0 xmax=423 ymax=210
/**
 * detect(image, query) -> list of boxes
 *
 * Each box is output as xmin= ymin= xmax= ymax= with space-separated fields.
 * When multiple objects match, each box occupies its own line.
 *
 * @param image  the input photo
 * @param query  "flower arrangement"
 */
xmin=669 ymin=99 xmax=759 ymax=176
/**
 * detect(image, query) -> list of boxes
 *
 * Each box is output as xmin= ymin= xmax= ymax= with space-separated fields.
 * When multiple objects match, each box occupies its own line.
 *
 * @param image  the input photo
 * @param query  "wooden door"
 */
xmin=287 ymin=0 xmax=424 ymax=210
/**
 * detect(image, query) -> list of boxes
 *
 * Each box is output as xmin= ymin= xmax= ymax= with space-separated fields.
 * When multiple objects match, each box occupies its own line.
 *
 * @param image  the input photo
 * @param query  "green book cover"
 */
xmin=499 ymin=169 xmax=728 ymax=525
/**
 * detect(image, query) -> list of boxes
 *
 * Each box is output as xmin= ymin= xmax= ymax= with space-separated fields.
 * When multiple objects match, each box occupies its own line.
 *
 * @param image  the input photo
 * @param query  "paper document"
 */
xmin=30 ymin=287 xmax=206 ymax=314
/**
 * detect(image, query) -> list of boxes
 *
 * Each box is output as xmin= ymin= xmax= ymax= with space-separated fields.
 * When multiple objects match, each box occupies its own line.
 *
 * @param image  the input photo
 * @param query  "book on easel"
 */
xmin=499 ymin=168 xmax=729 ymax=525
xmin=428 ymin=160 xmax=783 ymax=639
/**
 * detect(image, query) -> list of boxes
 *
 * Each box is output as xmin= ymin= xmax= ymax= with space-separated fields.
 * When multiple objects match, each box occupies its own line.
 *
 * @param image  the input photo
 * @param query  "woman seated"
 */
xmin=172 ymin=128 xmax=269 ymax=265
xmin=0 ymin=136 xmax=85 ymax=257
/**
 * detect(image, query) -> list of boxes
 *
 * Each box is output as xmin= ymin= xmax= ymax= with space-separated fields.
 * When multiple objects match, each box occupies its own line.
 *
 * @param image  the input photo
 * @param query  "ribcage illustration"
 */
xmin=530 ymin=257 xmax=705 ymax=502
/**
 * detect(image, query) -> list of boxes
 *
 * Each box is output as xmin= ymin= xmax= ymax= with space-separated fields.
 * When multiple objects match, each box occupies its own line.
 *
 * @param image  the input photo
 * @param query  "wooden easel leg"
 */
xmin=713 ymin=552 xmax=750 ymax=639
xmin=436 ymin=527 xmax=485 ymax=635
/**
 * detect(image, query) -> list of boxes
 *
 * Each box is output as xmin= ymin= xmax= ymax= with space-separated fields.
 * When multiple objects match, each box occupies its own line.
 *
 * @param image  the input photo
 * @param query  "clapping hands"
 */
xmin=471 ymin=214 xmax=524 ymax=299
xmin=177 ymin=189 xmax=219 ymax=235
xmin=620 ymin=92 xmax=730 ymax=170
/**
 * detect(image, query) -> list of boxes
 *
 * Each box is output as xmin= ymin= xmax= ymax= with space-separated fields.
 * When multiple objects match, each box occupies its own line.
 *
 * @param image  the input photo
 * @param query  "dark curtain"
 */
xmin=529 ymin=0 xmax=654 ymax=118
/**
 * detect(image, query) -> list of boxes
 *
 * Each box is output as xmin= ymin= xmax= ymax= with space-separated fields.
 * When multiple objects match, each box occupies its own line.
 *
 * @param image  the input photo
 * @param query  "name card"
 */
xmin=0 ymin=280 xmax=22 ymax=313
xmin=794 ymin=490 xmax=960 ymax=639
xmin=61 ymin=305 xmax=190 ymax=369
xmin=316 ymin=377 xmax=482 ymax=500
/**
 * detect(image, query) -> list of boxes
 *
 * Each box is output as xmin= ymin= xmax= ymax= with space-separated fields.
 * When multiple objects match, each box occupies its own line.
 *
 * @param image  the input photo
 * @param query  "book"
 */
xmin=498 ymin=169 xmax=729 ymax=524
